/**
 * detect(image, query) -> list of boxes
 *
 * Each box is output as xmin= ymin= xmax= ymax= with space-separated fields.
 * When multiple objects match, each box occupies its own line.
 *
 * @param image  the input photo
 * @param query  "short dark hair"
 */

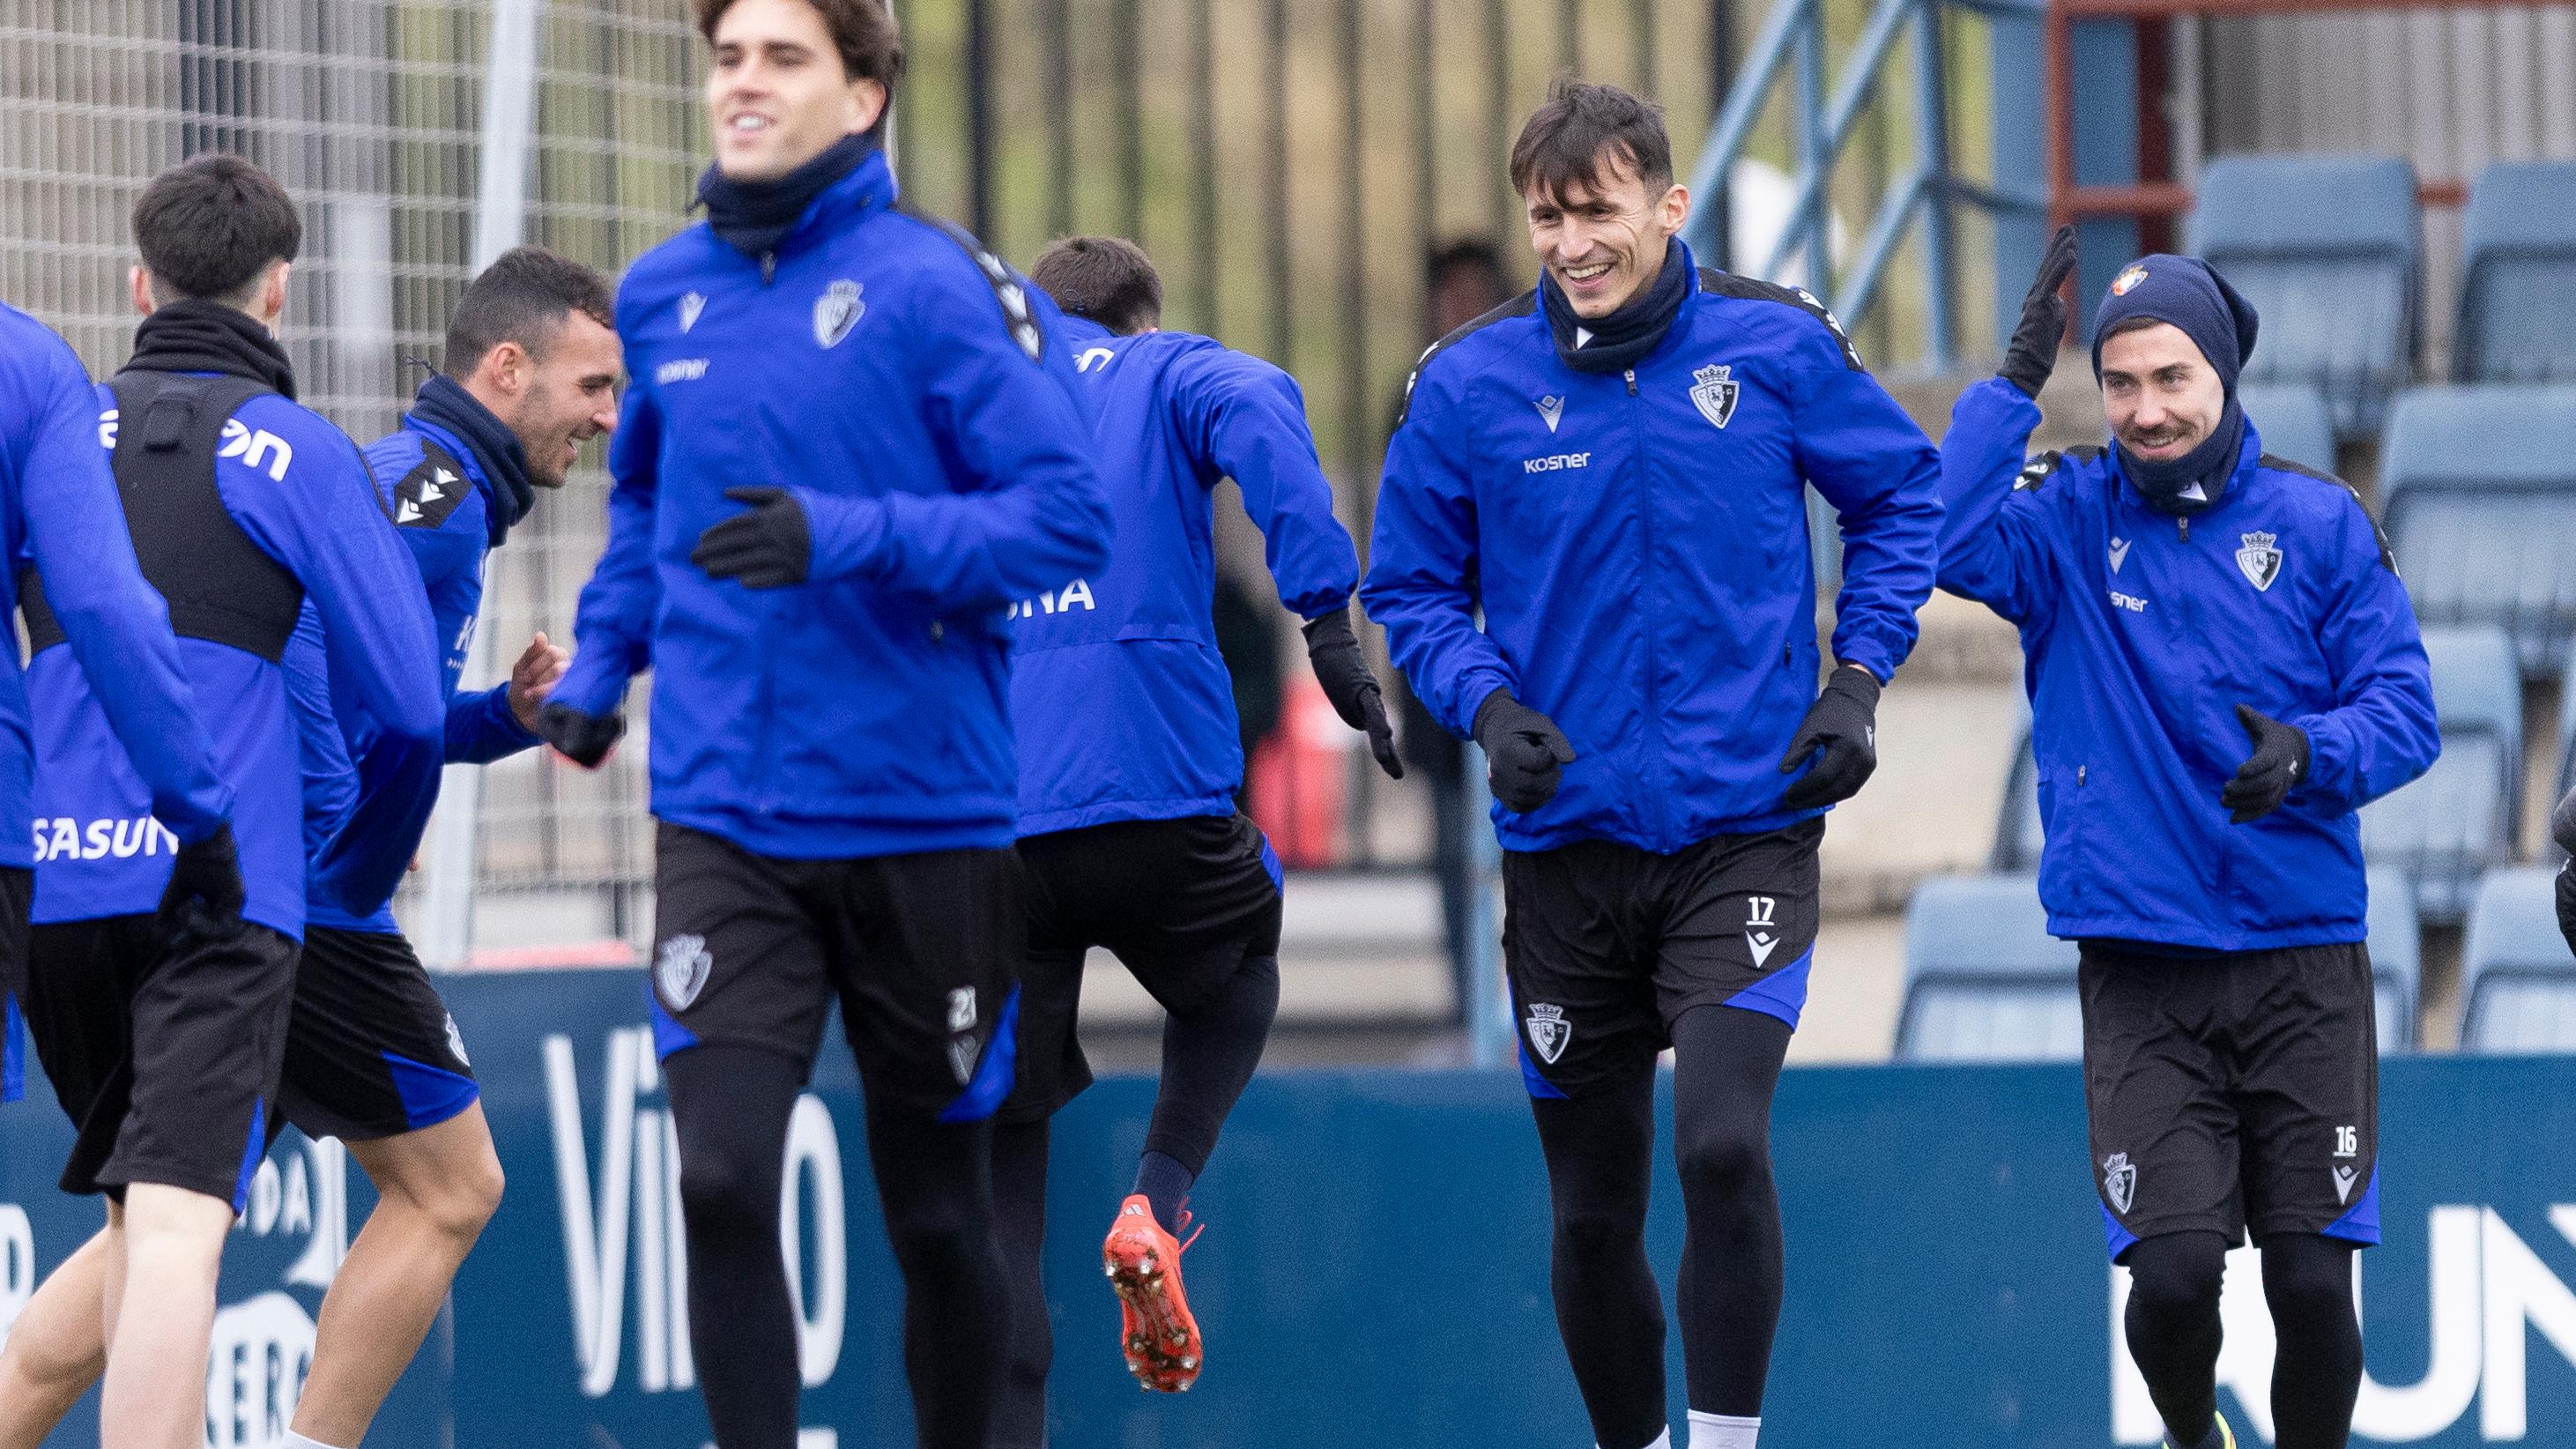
xmin=1427 ymin=238 xmax=1509 ymax=293
xmin=1029 ymin=236 xmax=1163 ymax=335
xmin=443 ymin=246 xmax=617 ymax=378
xmin=694 ymin=0 xmax=904 ymax=89
xmin=131 ymin=153 xmax=302 ymax=305
xmin=1508 ymin=79 xmax=1674 ymax=206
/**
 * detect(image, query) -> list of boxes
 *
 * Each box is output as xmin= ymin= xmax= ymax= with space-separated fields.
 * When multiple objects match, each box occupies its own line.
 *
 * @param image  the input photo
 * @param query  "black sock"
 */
xmin=2124 ymin=1231 xmax=2232 ymax=1449
xmin=1668 ymin=1005 xmax=1793 ymax=1418
xmin=1532 ymin=1057 xmax=1666 ymax=1449
xmin=990 ymin=1117 xmax=1053 ymax=1449
xmin=1136 ymin=953 xmax=1278 ymax=1231
xmin=1132 ymin=1149 xmax=1194 ymax=1234
xmin=2261 ymin=1233 xmax=2362 ymax=1449
xmin=864 ymin=1094 xmax=1006 ymax=1449
xmin=665 ymin=1044 xmax=805 ymax=1449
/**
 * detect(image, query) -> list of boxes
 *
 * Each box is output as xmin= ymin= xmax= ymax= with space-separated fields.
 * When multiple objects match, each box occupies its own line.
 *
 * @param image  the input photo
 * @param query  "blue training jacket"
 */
xmin=1013 ymin=316 xmax=1358 ymax=836
xmin=553 ymin=149 xmax=1111 ymax=859
xmin=1362 ymin=248 xmax=1945 ymax=854
xmin=1938 ymin=376 xmax=2439 ymax=951
xmin=30 ymin=376 xmax=443 ymax=940
xmin=290 ymin=392 xmax=544 ymax=933
xmin=0 ymin=305 xmax=232 ymax=866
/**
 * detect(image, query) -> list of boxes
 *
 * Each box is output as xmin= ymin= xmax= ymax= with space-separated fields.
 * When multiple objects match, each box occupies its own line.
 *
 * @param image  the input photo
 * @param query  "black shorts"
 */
xmin=24 ymin=913 xmax=297 ymax=1208
xmin=275 ymin=925 xmax=478 ymax=1143
xmin=1003 ymin=813 xmax=1285 ymax=1121
xmin=1503 ymin=818 xmax=1823 ymax=1097
xmin=650 ymin=821 xmax=1021 ymax=1120
xmin=2080 ymin=939 xmax=2380 ymax=1259
xmin=0 ymin=867 xmax=32 ymax=1103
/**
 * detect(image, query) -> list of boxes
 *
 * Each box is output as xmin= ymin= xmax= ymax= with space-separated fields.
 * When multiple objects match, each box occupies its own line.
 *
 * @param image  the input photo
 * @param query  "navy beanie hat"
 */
xmin=2090 ymin=255 xmax=2260 ymax=395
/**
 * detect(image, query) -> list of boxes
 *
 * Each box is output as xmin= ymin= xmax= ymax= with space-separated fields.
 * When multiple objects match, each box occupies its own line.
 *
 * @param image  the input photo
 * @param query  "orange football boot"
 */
xmin=1102 ymin=1194 xmax=1203 ymax=1392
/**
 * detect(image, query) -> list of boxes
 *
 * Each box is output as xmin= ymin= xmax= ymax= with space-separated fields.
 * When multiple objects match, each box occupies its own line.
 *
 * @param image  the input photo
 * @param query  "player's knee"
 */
xmin=2125 ymin=1232 xmax=2228 ymax=1326
xmin=1551 ymin=1193 xmax=1645 ymax=1260
xmin=677 ymin=1144 xmax=777 ymax=1236
xmin=1673 ymin=1111 xmax=1769 ymax=1198
xmin=430 ymin=1149 xmax=505 ymax=1241
xmin=881 ymin=1190 xmax=987 ymax=1277
xmin=2259 ymin=1235 xmax=2355 ymax=1332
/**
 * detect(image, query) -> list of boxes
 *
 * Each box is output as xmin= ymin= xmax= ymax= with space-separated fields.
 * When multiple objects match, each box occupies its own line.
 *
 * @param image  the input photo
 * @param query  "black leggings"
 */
xmin=989 ymin=952 xmax=1281 ymax=1448
xmin=666 ymin=1044 xmax=1006 ymax=1449
xmin=1531 ymin=1004 xmax=1793 ymax=1449
xmin=2123 ymin=1230 xmax=2362 ymax=1449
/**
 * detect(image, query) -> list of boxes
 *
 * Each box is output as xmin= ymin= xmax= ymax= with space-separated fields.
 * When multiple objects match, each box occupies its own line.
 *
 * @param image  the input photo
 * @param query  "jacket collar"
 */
xmin=2111 ymin=420 xmax=2266 ymax=523
xmin=725 ymin=144 xmax=900 ymax=264
xmin=403 ymin=375 xmax=532 ymax=546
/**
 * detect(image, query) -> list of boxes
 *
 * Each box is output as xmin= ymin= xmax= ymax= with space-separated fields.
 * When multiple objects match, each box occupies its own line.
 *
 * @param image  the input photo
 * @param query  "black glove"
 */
xmin=2000 ymin=223 xmax=2078 ymax=398
xmin=1473 ymin=689 xmax=1576 ymax=814
xmin=1778 ymin=665 xmax=1882 ymax=810
xmin=2223 ymin=702 xmax=2310 ymax=823
xmin=691 ymin=486 xmax=812 ymax=589
xmin=1301 ymin=607 xmax=1403 ymax=780
xmin=157 ymin=821 xmax=244 ymax=936
xmin=538 ymin=702 xmax=627 ymax=769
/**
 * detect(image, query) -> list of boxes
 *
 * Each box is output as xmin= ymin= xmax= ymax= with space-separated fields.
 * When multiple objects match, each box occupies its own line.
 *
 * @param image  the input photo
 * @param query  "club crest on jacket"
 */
xmin=813 ymin=279 xmax=864 ymax=349
xmin=1690 ymin=364 xmax=1740 ymax=430
xmin=2237 ymin=530 xmax=2283 ymax=591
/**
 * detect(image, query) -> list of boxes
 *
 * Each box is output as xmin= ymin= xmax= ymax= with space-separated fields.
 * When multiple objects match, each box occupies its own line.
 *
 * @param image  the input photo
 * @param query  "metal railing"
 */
xmin=1680 ymin=0 xmax=2044 ymax=370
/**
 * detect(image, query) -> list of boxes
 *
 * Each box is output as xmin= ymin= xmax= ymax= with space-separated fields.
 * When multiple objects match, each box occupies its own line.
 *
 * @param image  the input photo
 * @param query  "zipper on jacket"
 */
xmin=2177 ymin=515 xmax=2189 ymax=542
xmin=1624 ymin=366 xmax=1665 ymax=843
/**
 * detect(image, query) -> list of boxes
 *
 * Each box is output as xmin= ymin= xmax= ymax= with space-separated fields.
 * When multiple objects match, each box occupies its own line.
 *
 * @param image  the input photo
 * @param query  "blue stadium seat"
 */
xmin=2459 ymin=866 xmax=2576 ymax=1052
xmin=2360 ymin=625 xmax=2520 ymax=925
xmin=2240 ymin=382 xmax=2338 ymax=475
xmin=2188 ymin=154 xmax=2419 ymax=442
xmin=2379 ymin=385 xmax=2576 ymax=679
xmin=2365 ymin=866 xmax=2420 ymax=1052
xmin=2455 ymin=160 xmax=2576 ymax=384
xmin=1894 ymin=874 xmax=2082 ymax=1061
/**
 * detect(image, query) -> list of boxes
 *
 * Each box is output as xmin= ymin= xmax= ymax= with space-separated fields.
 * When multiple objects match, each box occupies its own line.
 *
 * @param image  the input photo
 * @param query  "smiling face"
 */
xmin=705 ymin=0 xmax=886 ymax=182
xmin=2098 ymin=320 xmax=2226 ymax=463
xmin=503 ymin=311 xmax=623 ymax=488
xmin=1523 ymin=150 xmax=1689 ymax=320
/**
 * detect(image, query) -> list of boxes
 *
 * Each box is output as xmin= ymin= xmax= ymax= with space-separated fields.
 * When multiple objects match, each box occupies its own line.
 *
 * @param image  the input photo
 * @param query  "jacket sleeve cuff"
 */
xmin=553 ymin=651 xmax=633 ymax=719
xmin=160 ymin=785 xmax=237 ymax=848
xmin=2287 ymin=710 xmax=2356 ymax=809
xmin=797 ymin=487 xmax=891 ymax=583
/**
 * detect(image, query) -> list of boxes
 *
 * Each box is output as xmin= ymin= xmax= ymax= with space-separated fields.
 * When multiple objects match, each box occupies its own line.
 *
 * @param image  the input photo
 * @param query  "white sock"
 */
xmin=1687 ymin=1410 xmax=1760 ymax=1449
xmin=1599 ymin=1432 xmax=1669 ymax=1449
xmin=283 ymin=1434 xmax=352 ymax=1449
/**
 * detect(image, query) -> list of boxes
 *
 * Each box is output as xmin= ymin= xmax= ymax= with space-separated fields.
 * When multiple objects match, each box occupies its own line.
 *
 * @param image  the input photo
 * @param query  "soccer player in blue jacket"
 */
xmin=11 ymin=155 xmax=442 ymax=1449
xmin=0 ymin=302 xmax=240 ymax=1051
xmin=986 ymin=236 xmax=1401 ymax=1425
xmin=536 ymin=4 xmax=1110 ymax=1446
xmin=1941 ymin=227 xmax=2439 ymax=1449
xmin=262 ymin=246 xmax=615 ymax=1449
xmin=1365 ymin=83 xmax=1942 ymax=1449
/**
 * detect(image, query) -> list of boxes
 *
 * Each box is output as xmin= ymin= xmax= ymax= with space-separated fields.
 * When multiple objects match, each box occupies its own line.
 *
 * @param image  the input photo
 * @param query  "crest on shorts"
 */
xmin=2236 ymin=530 xmax=2283 ymax=591
xmin=1689 ymin=364 xmax=1740 ymax=430
xmin=1525 ymin=1002 xmax=1572 ymax=1065
xmin=813 ymin=279 xmax=865 ymax=349
xmin=656 ymin=933 xmax=714 ymax=1010
xmin=443 ymin=1012 xmax=471 ymax=1069
xmin=2103 ymin=1151 xmax=2138 ymax=1214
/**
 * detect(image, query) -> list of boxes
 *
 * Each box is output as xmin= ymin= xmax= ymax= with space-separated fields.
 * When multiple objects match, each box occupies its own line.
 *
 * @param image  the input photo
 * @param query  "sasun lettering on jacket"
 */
xmin=31 ymin=815 xmax=182 ymax=862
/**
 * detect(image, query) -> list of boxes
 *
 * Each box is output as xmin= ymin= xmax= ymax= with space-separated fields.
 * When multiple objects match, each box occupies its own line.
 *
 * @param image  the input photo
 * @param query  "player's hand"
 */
xmin=1301 ymin=606 xmax=1403 ymax=780
xmin=1473 ymin=688 xmax=1576 ymax=814
xmin=2223 ymin=702 xmax=2310 ymax=823
xmin=157 ymin=821 xmax=245 ymax=937
xmin=2000 ymin=224 xmax=2078 ymax=399
xmin=537 ymin=701 xmax=625 ymax=770
xmin=508 ymin=632 xmax=570 ymax=733
xmin=691 ymin=486 xmax=812 ymax=589
xmin=1778 ymin=664 xmax=1881 ymax=810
